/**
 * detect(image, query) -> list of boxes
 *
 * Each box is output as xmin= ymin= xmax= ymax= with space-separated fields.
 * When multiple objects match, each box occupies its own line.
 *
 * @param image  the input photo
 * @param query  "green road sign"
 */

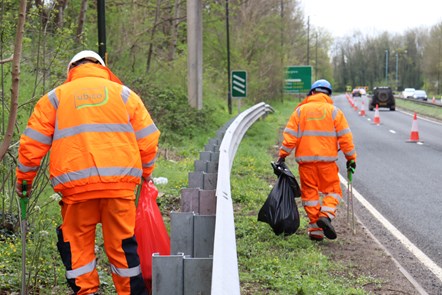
xmin=231 ymin=70 xmax=247 ymax=98
xmin=284 ymin=66 xmax=312 ymax=94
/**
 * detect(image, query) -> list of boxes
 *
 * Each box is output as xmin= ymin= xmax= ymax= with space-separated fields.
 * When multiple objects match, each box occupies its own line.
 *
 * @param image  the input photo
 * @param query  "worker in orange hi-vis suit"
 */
xmin=277 ymin=79 xmax=356 ymax=241
xmin=15 ymin=50 xmax=160 ymax=294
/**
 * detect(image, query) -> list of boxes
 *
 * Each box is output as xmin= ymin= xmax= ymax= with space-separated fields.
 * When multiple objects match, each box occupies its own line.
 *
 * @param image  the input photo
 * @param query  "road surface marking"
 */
xmin=339 ymin=173 xmax=442 ymax=282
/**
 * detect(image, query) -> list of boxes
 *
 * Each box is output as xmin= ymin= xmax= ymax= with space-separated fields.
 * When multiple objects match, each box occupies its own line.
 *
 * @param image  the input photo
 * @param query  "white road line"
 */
xmin=398 ymin=109 xmax=442 ymax=125
xmin=389 ymin=129 xmax=396 ymax=134
xmin=338 ymin=173 xmax=442 ymax=282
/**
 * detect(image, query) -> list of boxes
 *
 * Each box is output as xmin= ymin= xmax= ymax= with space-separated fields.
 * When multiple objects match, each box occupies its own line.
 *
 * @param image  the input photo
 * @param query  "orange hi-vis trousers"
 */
xmin=298 ymin=162 xmax=342 ymax=228
xmin=56 ymin=198 xmax=147 ymax=295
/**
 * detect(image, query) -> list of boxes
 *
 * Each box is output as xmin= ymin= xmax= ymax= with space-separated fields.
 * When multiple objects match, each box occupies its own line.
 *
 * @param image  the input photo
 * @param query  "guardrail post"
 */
xmin=183 ymin=257 xmax=213 ymax=294
xmin=152 ymin=253 xmax=185 ymax=295
xmin=170 ymin=212 xmax=194 ymax=256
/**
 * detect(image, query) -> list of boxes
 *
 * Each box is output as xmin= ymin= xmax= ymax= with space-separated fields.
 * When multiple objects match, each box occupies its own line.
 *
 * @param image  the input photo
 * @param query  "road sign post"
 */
xmin=284 ymin=66 xmax=312 ymax=94
xmin=231 ymin=70 xmax=247 ymax=98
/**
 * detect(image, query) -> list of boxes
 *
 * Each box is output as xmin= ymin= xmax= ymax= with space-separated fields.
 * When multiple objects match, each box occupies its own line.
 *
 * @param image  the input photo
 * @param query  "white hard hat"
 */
xmin=67 ymin=50 xmax=105 ymax=75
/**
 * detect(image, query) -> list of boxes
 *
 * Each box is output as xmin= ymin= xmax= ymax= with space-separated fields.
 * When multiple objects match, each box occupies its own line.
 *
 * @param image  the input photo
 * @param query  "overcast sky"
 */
xmin=299 ymin=0 xmax=442 ymax=38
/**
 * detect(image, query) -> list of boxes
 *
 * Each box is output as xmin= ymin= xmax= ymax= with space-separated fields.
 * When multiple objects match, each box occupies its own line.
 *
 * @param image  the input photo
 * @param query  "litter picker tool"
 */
xmin=346 ymin=168 xmax=356 ymax=235
xmin=19 ymin=180 xmax=29 ymax=295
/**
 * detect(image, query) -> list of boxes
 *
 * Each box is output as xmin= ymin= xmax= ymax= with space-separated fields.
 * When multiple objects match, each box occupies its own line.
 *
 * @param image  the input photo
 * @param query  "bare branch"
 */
xmin=0 ymin=55 xmax=14 ymax=64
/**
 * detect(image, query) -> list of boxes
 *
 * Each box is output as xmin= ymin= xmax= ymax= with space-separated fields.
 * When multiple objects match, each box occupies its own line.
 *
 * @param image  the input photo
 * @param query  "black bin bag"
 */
xmin=258 ymin=162 xmax=301 ymax=236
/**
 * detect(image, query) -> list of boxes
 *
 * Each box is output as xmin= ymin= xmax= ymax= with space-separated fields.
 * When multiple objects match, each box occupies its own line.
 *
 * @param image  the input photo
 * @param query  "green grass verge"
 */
xmin=395 ymin=98 xmax=442 ymax=120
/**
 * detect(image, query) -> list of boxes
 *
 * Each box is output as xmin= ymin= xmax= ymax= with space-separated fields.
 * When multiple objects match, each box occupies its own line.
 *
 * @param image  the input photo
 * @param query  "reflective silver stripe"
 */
xmin=280 ymin=145 xmax=293 ymax=154
xmin=323 ymin=212 xmax=334 ymax=219
xmin=283 ymin=127 xmax=297 ymax=136
xmin=344 ymin=149 xmax=356 ymax=157
xmin=337 ymin=128 xmax=351 ymax=136
xmin=325 ymin=193 xmax=342 ymax=203
xmin=300 ymin=130 xmax=337 ymax=137
xmin=110 ymin=263 xmax=141 ymax=278
xmin=296 ymin=155 xmax=337 ymax=162
xmin=309 ymin=229 xmax=324 ymax=236
xmin=308 ymin=223 xmax=319 ymax=228
xmin=332 ymin=107 xmax=337 ymax=120
xmin=121 ymin=86 xmax=130 ymax=104
xmin=136 ymin=123 xmax=158 ymax=140
xmin=17 ymin=159 xmax=39 ymax=173
xmin=24 ymin=128 xmax=53 ymax=145
xmin=302 ymin=200 xmax=319 ymax=207
xmin=308 ymin=223 xmax=324 ymax=236
xmin=53 ymin=123 xmax=134 ymax=140
xmin=142 ymin=158 xmax=155 ymax=168
xmin=321 ymin=206 xmax=336 ymax=212
xmin=321 ymin=206 xmax=336 ymax=219
xmin=51 ymin=166 xmax=142 ymax=187
xmin=48 ymin=89 xmax=59 ymax=109
xmin=66 ymin=259 xmax=96 ymax=279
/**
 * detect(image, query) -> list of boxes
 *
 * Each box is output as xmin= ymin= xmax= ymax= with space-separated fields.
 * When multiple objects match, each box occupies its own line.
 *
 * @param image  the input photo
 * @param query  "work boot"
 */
xmin=308 ymin=233 xmax=324 ymax=241
xmin=308 ymin=227 xmax=324 ymax=242
xmin=317 ymin=217 xmax=337 ymax=240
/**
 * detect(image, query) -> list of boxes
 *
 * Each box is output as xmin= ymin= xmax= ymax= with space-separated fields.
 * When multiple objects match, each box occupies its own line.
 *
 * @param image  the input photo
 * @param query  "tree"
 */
xmin=423 ymin=22 xmax=442 ymax=94
xmin=0 ymin=0 xmax=27 ymax=161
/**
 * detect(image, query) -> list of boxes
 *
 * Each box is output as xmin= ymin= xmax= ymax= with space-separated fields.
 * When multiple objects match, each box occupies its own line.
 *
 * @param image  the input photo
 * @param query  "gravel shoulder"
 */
xmin=319 ymin=202 xmax=422 ymax=295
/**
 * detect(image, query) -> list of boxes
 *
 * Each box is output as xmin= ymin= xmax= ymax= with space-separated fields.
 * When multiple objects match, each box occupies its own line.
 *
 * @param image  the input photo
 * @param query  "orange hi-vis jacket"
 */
xmin=16 ymin=63 xmax=160 ymax=199
xmin=279 ymin=93 xmax=356 ymax=163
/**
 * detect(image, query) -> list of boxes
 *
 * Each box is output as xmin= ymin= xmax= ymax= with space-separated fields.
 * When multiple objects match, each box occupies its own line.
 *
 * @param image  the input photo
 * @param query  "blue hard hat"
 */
xmin=309 ymin=79 xmax=332 ymax=95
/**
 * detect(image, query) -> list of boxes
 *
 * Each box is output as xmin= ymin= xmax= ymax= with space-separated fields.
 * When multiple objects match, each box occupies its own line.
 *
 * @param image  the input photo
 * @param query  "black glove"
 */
xmin=15 ymin=180 xmax=32 ymax=198
xmin=272 ymin=158 xmax=288 ymax=176
xmin=346 ymin=160 xmax=356 ymax=173
xmin=276 ymin=157 xmax=285 ymax=164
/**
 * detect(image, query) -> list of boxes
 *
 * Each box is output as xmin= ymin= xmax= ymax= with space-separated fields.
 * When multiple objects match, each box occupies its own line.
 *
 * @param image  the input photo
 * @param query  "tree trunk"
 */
xmin=55 ymin=0 xmax=68 ymax=28
xmin=76 ymin=0 xmax=88 ymax=42
xmin=146 ymin=0 xmax=161 ymax=73
xmin=0 ymin=0 xmax=27 ymax=161
xmin=168 ymin=0 xmax=181 ymax=61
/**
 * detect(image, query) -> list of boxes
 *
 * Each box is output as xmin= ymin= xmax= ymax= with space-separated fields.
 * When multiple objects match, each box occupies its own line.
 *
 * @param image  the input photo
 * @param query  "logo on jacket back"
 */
xmin=74 ymin=87 xmax=109 ymax=109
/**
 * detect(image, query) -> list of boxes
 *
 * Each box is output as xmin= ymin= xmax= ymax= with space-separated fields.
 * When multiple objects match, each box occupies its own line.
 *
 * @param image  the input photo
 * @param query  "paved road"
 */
xmin=333 ymin=94 xmax=442 ymax=294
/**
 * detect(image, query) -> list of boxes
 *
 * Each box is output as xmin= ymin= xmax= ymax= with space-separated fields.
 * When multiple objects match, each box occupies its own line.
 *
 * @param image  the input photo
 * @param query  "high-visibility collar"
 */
xmin=64 ymin=63 xmax=123 ymax=85
xmin=298 ymin=93 xmax=333 ymax=107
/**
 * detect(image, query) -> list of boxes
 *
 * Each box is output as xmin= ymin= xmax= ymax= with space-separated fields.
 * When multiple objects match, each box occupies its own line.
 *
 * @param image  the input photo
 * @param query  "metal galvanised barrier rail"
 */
xmin=211 ymin=102 xmax=274 ymax=295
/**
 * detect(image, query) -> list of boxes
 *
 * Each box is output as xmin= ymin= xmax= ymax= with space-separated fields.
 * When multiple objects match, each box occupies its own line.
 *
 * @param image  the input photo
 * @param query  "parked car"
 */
xmin=369 ymin=86 xmax=395 ymax=111
xmin=413 ymin=90 xmax=428 ymax=101
xmin=402 ymin=88 xmax=415 ymax=98
xmin=352 ymin=88 xmax=362 ymax=97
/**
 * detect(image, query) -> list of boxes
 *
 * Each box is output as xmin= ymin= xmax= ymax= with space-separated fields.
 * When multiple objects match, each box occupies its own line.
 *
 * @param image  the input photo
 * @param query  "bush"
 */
xmin=131 ymin=82 xmax=217 ymax=146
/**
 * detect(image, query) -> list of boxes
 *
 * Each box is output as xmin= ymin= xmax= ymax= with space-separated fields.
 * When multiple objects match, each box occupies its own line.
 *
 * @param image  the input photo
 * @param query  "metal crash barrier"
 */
xmin=152 ymin=102 xmax=273 ymax=295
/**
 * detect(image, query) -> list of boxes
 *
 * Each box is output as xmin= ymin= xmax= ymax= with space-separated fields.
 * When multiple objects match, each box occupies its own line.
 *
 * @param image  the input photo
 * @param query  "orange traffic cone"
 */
xmin=372 ymin=104 xmax=380 ymax=125
xmin=359 ymin=100 xmax=366 ymax=116
xmin=406 ymin=112 xmax=422 ymax=142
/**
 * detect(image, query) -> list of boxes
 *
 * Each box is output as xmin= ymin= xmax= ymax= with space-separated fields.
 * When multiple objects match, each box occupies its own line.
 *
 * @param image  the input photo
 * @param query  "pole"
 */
xmin=97 ymin=0 xmax=107 ymax=63
xmin=226 ymin=0 xmax=232 ymax=114
xmin=396 ymin=51 xmax=399 ymax=90
xmin=307 ymin=16 xmax=310 ymax=65
xmin=385 ymin=50 xmax=388 ymax=82
xmin=438 ymin=40 xmax=441 ymax=95
xmin=347 ymin=167 xmax=355 ymax=234
xmin=20 ymin=180 xmax=29 ymax=295
xmin=315 ymin=32 xmax=318 ymax=80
